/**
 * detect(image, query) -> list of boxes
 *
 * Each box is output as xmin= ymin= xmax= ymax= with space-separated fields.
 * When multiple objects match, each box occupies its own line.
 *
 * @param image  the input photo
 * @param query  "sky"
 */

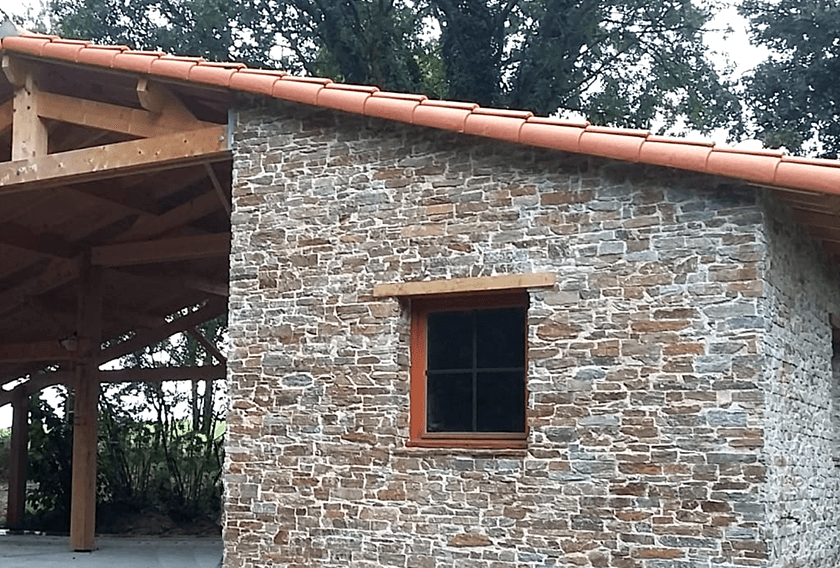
xmin=0 ymin=0 xmax=768 ymax=429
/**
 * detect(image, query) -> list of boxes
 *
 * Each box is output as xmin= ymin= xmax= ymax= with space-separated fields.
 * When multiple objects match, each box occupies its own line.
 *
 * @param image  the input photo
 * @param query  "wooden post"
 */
xmin=69 ymin=262 xmax=103 ymax=551
xmin=2 ymin=58 xmax=48 ymax=162
xmin=6 ymin=388 xmax=28 ymax=528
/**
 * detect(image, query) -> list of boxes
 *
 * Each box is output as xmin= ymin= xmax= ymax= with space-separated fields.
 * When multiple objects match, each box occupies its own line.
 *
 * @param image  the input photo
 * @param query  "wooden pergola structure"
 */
xmin=0 ymin=51 xmax=232 ymax=549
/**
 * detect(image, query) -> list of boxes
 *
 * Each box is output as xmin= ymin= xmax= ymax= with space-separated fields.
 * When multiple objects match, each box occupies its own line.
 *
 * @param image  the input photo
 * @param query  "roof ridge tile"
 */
xmin=2 ymin=32 xmax=839 ymax=196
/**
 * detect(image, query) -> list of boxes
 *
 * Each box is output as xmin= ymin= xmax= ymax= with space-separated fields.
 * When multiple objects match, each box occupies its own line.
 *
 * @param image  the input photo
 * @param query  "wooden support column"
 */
xmin=6 ymin=389 xmax=29 ymax=528
xmin=69 ymin=262 xmax=103 ymax=552
xmin=3 ymin=57 xmax=48 ymax=161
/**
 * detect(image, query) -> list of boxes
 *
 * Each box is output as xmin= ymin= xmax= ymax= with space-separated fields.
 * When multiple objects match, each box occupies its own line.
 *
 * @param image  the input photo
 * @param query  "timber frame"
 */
xmin=0 ymin=51 xmax=231 ymax=550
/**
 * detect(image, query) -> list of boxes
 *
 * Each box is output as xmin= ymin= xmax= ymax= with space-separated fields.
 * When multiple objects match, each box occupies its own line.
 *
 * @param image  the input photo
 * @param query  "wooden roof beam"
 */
xmin=117 ymin=189 xmax=224 ymax=243
xmin=0 ymin=125 xmax=229 ymax=193
xmin=91 ymin=232 xmax=230 ymax=267
xmin=0 ymin=221 xmax=76 ymax=258
xmin=0 ymin=365 xmax=225 ymax=407
xmin=0 ymin=257 xmax=78 ymax=318
xmin=97 ymin=297 xmax=226 ymax=365
xmin=37 ymin=91 xmax=219 ymax=139
xmin=0 ymin=340 xmax=75 ymax=363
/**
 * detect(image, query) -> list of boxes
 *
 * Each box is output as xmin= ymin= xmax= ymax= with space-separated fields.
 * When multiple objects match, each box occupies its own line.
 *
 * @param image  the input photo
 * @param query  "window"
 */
xmin=409 ymin=292 xmax=529 ymax=448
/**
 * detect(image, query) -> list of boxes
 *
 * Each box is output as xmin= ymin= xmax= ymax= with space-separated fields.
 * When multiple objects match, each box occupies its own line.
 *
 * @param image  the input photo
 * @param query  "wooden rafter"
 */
xmin=187 ymin=326 xmax=227 ymax=364
xmin=117 ymin=189 xmax=223 ymax=243
xmin=0 ymin=340 xmax=75 ymax=363
xmin=37 ymin=91 xmax=217 ymax=139
xmin=97 ymin=297 xmax=226 ymax=366
xmin=0 ymin=125 xmax=229 ymax=192
xmin=91 ymin=232 xmax=230 ymax=267
xmin=0 ymin=221 xmax=75 ymax=258
xmin=0 ymin=257 xmax=78 ymax=318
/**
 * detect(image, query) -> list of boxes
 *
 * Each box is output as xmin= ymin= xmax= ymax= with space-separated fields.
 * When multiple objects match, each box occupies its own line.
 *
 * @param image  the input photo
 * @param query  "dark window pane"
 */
xmin=427 ymin=372 xmax=472 ymax=432
xmin=476 ymin=307 xmax=525 ymax=369
xmin=476 ymin=371 xmax=525 ymax=432
xmin=427 ymin=310 xmax=473 ymax=370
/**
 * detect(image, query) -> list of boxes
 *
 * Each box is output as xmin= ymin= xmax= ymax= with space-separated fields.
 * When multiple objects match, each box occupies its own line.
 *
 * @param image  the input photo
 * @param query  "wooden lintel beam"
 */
xmin=99 ymin=365 xmax=225 ymax=384
xmin=0 ymin=371 xmax=72 ymax=408
xmin=0 ymin=221 xmax=75 ymax=258
xmin=37 ymin=91 xmax=218 ymax=139
xmin=0 ymin=340 xmax=75 ymax=363
xmin=374 ymin=273 xmax=557 ymax=297
xmin=92 ymin=232 xmax=230 ymax=267
xmin=0 ymin=125 xmax=229 ymax=193
xmin=97 ymin=297 xmax=227 ymax=365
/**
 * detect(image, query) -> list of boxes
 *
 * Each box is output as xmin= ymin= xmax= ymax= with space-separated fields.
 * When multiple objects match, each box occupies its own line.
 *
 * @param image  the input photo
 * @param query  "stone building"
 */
xmin=2 ymin=31 xmax=840 ymax=568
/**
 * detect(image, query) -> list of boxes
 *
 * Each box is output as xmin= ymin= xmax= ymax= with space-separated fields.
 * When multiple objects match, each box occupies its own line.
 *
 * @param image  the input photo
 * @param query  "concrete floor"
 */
xmin=0 ymin=532 xmax=223 ymax=567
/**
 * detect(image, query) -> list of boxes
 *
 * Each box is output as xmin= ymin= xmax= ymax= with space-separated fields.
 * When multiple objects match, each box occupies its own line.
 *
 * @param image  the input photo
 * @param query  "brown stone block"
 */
xmin=540 ymin=190 xmax=594 ymax=205
xmin=402 ymin=224 xmax=445 ymax=237
xmin=631 ymin=320 xmax=691 ymax=332
xmin=618 ymin=463 xmax=662 ymax=475
xmin=448 ymin=533 xmax=492 ymax=547
xmin=709 ymin=266 xmax=757 ymax=282
xmin=611 ymin=482 xmax=647 ymax=496
xmin=664 ymin=342 xmax=705 ymax=355
xmin=633 ymin=548 xmax=684 ymax=559
xmin=424 ymin=203 xmax=454 ymax=216
xmin=616 ymin=511 xmax=652 ymax=521
xmin=537 ymin=322 xmax=582 ymax=340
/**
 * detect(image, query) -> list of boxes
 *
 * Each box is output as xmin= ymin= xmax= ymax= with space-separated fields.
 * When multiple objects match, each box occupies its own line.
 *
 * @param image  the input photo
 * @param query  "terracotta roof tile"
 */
xmin=40 ymin=38 xmax=89 ymax=61
xmin=4 ymin=35 xmax=51 ymax=55
xmin=2 ymin=32 xmax=840 ymax=197
xmin=579 ymin=126 xmax=649 ymax=162
xmin=413 ymin=100 xmax=478 ymax=132
xmin=317 ymin=83 xmax=379 ymax=115
xmin=639 ymin=137 xmax=715 ymax=172
xmin=229 ymin=69 xmax=287 ymax=96
xmin=272 ymin=76 xmax=331 ymax=105
xmin=72 ymin=44 xmax=126 ymax=67
xmin=775 ymin=156 xmax=840 ymax=195
xmin=112 ymin=50 xmax=164 ymax=74
xmin=707 ymin=147 xmax=784 ymax=186
xmin=519 ymin=118 xmax=586 ymax=153
xmin=188 ymin=61 xmax=246 ymax=88
xmin=149 ymin=55 xmax=204 ymax=81
xmin=364 ymin=92 xmax=427 ymax=123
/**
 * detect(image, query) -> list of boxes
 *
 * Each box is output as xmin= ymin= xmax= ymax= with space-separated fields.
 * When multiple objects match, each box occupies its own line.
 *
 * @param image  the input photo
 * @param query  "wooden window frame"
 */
xmin=409 ymin=291 xmax=529 ymax=449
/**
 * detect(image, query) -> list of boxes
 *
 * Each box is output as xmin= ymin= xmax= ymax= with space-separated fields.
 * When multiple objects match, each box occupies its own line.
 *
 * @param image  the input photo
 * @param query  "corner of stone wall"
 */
xmin=757 ymin=192 xmax=840 ymax=567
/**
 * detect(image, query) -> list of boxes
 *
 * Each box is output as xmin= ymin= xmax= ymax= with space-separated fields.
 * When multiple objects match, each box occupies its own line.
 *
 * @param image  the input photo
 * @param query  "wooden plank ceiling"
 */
xmin=0 ymin=54 xmax=233 ymax=402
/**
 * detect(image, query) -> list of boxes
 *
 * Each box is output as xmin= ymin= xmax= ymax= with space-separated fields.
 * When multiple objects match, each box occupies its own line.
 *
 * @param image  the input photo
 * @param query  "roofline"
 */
xmin=3 ymin=33 xmax=840 ymax=196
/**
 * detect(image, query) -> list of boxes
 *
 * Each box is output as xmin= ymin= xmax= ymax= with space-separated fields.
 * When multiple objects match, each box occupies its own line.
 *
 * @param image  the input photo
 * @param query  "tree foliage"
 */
xmin=740 ymin=0 xmax=840 ymax=157
xmin=51 ymin=0 xmax=740 ymax=133
xmin=22 ymin=314 xmax=227 ymax=532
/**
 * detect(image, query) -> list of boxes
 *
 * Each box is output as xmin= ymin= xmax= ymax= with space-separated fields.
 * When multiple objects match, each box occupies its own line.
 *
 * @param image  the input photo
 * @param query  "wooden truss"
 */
xmin=0 ymin=54 xmax=232 ymax=551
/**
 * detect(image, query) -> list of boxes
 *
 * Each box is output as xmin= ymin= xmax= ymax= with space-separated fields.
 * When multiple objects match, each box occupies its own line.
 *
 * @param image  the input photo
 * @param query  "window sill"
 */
xmin=407 ymin=438 xmax=527 ymax=450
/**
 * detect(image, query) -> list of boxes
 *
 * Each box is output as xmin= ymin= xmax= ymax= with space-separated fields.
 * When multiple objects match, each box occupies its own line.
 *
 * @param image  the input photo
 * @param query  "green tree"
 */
xmin=51 ymin=0 xmax=738 ymax=133
xmin=740 ymin=0 xmax=840 ymax=157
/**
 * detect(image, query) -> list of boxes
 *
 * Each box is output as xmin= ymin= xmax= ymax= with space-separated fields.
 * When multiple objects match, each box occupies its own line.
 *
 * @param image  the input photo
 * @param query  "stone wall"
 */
xmin=225 ymin=98 xmax=778 ymax=567
xmin=759 ymin=197 xmax=840 ymax=567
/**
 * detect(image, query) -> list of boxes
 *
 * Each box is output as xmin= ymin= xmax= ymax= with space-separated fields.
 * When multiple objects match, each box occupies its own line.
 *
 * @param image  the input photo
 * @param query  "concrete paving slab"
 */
xmin=0 ymin=533 xmax=222 ymax=567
